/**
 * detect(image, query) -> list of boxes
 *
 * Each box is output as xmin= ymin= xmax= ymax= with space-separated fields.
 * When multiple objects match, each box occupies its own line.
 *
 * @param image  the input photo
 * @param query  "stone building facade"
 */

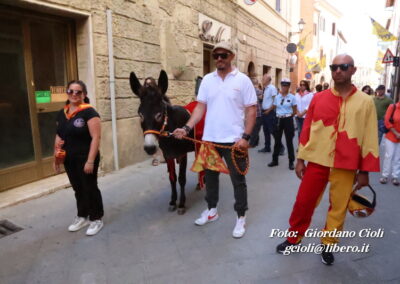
xmin=0 ymin=0 xmax=291 ymax=191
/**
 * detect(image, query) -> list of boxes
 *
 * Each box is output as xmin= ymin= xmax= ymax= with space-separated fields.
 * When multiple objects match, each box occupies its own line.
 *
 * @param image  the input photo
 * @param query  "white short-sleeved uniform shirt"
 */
xmin=262 ymin=84 xmax=278 ymax=110
xmin=273 ymin=93 xmax=296 ymax=116
xmin=197 ymin=68 xmax=257 ymax=143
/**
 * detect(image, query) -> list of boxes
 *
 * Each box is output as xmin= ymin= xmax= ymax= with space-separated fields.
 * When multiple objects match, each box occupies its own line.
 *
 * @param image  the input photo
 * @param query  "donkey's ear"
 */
xmin=158 ymin=70 xmax=168 ymax=94
xmin=130 ymin=72 xmax=142 ymax=97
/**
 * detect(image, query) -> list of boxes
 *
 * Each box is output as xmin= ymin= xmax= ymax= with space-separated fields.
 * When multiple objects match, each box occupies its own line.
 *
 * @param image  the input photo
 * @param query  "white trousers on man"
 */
xmin=382 ymin=137 xmax=400 ymax=178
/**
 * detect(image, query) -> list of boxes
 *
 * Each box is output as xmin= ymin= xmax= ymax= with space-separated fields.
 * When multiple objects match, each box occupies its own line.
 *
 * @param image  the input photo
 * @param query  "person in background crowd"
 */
xmin=295 ymin=80 xmax=313 ymax=139
xmin=315 ymin=84 xmax=323 ymax=93
xmin=387 ymin=88 xmax=392 ymax=99
xmin=145 ymin=76 xmax=171 ymax=104
xmin=268 ymin=78 xmax=297 ymax=170
xmin=173 ymin=41 xmax=256 ymax=238
xmin=144 ymin=77 xmax=156 ymax=88
xmin=374 ymin=84 xmax=393 ymax=144
xmin=258 ymin=74 xmax=277 ymax=153
xmin=380 ymin=102 xmax=400 ymax=186
xmin=259 ymin=74 xmax=285 ymax=155
xmin=361 ymin=85 xmax=373 ymax=96
xmin=323 ymin=82 xmax=329 ymax=90
xmin=275 ymin=54 xmax=379 ymax=265
xmin=54 ymin=80 xmax=104 ymax=236
xmin=249 ymin=78 xmax=264 ymax=148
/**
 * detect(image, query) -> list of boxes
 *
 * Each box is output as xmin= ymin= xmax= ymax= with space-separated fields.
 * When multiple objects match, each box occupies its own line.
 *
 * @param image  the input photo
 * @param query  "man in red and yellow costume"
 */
xmin=276 ymin=54 xmax=380 ymax=265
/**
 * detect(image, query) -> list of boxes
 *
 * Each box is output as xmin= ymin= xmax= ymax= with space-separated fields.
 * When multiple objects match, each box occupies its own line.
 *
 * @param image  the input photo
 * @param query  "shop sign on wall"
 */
xmin=198 ymin=14 xmax=231 ymax=44
xmin=50 ymin=86 xmax=68 ymax=102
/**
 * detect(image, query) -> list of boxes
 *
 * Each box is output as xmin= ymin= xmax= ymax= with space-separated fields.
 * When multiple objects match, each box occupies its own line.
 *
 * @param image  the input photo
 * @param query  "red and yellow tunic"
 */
xmin=298 ymin=86 xmax=380 ymax=172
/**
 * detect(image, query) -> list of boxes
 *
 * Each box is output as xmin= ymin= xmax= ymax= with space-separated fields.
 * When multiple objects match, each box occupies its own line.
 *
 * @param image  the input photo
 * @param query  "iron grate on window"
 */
xmin=0 ymin=220 xmax=23 ymax=239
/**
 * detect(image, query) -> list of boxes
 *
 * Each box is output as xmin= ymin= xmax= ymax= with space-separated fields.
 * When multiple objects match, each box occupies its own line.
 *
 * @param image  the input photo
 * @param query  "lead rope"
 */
xmin=143 ymin=129 xmax=250 ymax=175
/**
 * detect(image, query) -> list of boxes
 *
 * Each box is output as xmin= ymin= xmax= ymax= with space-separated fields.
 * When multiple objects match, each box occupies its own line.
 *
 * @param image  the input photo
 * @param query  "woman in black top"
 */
xmin=54 ymin=80 xmax=104 ymax=236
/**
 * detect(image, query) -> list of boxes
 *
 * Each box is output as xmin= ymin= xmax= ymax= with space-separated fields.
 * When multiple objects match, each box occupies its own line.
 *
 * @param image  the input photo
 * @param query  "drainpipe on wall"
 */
xmin=394 ymin=39 xmax=400 ymax=102
xmin=106 ymin=9 xmax=119 ymax=171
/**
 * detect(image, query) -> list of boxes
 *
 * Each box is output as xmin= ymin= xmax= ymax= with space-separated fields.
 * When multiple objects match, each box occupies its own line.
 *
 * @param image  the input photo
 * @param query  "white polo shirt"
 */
xmin=197 ymin=68 xmax=257 ymax=143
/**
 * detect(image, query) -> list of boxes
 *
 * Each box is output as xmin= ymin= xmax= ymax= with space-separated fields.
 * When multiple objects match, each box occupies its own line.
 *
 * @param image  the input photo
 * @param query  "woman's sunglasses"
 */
xmin=212 ymin=53 xmax=230 ymax=60
xmin=329 ymin=64 xmax=353 ymax=72
xmin=66 ymin=89 xmax=83 ymax=95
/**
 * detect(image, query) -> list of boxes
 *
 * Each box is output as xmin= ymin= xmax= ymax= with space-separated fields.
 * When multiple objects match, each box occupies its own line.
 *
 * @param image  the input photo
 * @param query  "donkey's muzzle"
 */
xmin=144 ymin=145 xmax=157 ymax=155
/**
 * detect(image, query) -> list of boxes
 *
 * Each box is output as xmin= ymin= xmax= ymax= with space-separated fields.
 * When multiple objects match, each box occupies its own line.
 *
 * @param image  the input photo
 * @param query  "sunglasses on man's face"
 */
xmin=212 ymin=53 xmax=230 ymax=60
xmin=66 ymin=89 xmax=83 ymax=95
xmin=329 ymin=64 xmax=353 ymax=72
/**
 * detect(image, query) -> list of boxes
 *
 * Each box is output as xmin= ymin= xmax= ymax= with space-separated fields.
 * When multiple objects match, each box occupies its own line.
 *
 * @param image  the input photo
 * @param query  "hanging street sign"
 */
xmin=382 ymin=48 xmax=394 ymax=64
xmin=286 ymin=43 xmax=297 ymax=53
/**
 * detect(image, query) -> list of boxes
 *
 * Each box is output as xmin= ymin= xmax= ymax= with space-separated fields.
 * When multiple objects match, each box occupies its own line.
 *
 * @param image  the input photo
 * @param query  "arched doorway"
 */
xmin=247 ymin=61 xmax=256 ymax=78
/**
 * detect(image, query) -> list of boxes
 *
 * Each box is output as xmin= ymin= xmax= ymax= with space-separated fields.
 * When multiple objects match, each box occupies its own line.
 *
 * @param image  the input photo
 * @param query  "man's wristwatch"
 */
xmin=242 ymin=133 xmax=251 ymax=141
xmin=182 ymin=125 xmax=192 ymax=134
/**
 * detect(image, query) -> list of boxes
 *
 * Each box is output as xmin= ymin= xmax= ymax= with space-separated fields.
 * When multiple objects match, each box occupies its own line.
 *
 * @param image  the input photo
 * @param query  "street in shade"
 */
xmin=0 ymin=142 xmax=399 ymax=283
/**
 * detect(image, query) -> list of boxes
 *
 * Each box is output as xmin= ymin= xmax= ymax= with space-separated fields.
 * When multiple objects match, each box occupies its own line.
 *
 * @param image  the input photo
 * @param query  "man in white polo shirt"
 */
xmin=173 ymin=41 xmax=257 ymax=238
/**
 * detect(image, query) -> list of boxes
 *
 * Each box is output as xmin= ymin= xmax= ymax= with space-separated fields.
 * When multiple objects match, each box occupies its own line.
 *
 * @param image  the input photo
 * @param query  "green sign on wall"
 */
xmin=35 ymin=90 xmax=51 ymax=103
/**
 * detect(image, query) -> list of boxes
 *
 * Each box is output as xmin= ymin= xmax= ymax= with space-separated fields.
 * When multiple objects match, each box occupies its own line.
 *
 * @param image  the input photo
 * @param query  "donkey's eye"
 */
xmin=139 ymin=112 xmax=144 ymax=123
xmin=155 ymin=112 xmax=163 ymax=122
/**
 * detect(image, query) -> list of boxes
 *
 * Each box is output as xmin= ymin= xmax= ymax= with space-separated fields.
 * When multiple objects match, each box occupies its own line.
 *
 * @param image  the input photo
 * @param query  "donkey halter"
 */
xmin=143 ymin=110 xmax=170 ymax=137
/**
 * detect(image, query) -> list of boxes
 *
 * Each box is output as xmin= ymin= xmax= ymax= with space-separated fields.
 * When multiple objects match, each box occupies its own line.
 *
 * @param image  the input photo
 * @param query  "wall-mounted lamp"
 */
xmin=289 ymin=18 xmax=306 ymax=38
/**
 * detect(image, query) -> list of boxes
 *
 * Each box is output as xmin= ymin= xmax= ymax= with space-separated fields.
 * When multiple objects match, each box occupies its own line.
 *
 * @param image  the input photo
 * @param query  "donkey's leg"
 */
xmin=166 ymin=158 xmax=177 ymax=211
xmin=177 ymin=155 xmax=187 ymax=215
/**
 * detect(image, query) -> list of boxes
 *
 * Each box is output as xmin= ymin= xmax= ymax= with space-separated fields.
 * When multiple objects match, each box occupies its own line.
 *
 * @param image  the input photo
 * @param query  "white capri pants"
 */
xmin=382 ymin=137 xmax=400 ymax=179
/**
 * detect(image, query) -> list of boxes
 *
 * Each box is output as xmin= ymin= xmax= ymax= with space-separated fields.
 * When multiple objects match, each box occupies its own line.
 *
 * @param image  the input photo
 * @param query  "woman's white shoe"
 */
xmin=86 ymin=220 xmax=104 ymax=236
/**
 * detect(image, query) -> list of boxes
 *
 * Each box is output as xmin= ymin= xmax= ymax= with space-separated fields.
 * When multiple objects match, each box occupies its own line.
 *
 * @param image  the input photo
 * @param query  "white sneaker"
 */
xmin=232 ymin=216 xmax=246 ymax=238
xmin=68 ymin=217 xmax=90 ymax=232
xmin=194 ymin=208 xmax=218 ymax=226
xmin=86 ymin=220 xmax=104 ymax=236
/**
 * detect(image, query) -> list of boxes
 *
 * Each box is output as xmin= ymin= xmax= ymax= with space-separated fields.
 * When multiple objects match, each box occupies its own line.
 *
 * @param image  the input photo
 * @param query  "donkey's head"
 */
xmin=130 ymin=70 xmax=169 ymax=155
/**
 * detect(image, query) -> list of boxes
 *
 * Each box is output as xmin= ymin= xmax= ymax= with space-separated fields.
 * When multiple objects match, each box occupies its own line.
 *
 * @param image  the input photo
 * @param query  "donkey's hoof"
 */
xmin=177 ymin=207 xmax=186 ymax=215
xmin=168 ymin=205 xmax=177 ymax=212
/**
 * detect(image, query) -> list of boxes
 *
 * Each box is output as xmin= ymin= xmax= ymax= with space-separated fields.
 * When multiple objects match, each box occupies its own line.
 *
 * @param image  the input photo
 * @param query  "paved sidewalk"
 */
xmin=0 ymin=173 xmax=70 ymax=210
xmin=0 ymin=143 xmax=399 ymax=283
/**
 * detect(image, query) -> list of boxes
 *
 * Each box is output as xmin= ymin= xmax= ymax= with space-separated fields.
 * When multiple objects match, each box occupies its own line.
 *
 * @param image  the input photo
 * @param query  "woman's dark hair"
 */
xmin=315 ymin=84 xmax=323 ymax=93
xmin=144 ymin=77 xmax=157 ymax=88
xmin=66 ymin=80 xmax=90 ymax=104
xmin=362 ymin=85 xmax=372 ymax=95
xmin=300 ymin=80 xmax=311 ymax=92
xmin=142 ymin=76 xmax=171 ymax=104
